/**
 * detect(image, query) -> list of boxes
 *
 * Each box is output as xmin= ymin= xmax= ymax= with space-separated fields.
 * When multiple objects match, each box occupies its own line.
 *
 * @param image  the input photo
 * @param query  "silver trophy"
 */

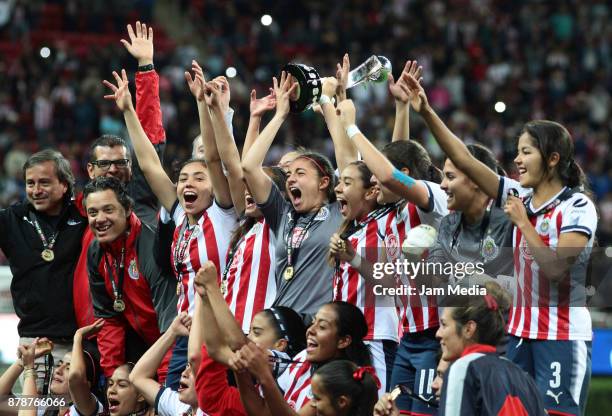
xmin=283 ymin=55 xmax=392 ymax=112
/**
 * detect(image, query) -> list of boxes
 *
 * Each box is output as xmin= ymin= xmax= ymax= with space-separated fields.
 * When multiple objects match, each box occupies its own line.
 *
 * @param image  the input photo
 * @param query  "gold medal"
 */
xmin=283 ymin=266 xmax=294 ymax=281
xmin=41 ymin=248 xmax=55 ymax=262
xmin=113 ymin=298 xmax=126 ymax=313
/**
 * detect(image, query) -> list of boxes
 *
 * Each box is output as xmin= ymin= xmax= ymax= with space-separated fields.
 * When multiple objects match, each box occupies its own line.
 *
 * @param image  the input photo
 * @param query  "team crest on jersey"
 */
xmin=128 ymin=259 xmax=140 ymax=280
xmin=385 ymin=234 xmax=400 ymax=261
xmin=314 ymin=207 xmax=329 ymax=221
xmin=519 ymin=237 xmax=533 ymax=260
xmin=287 ymin=400 xmax=297 ymax=410
xmin=481 ymin=236 xmax=499 ymax=260
xmin=290 ymin=226 xmax=310 ymax=247
xmin=539 ymin=218 xmax=550 ymax=234
xmin=251 ymin=222 xmax=263 ymax=234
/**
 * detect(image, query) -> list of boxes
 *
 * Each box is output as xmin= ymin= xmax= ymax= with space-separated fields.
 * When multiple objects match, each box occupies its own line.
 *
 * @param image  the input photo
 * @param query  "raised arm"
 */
xmin=389 ymin=60 xmax=422 ymax=142
xmin=103 ymin=69 xmax=176 ymax=212
xmin=337 ymin=99 xmax=431 ymax=210
xmin=130 ymin=313 xmax=191 ymax=405
xmin=17 ymin=341 xmax=38 ymax=416
xmin=187 ymin=63 xmax=232 ymax=208
xmin=69 ymin=320 xmax=104 ymax=416
xmin=198 ymin=261 xmax=249 ymax=352
xmin=0 ymin=339 xmax=53 ymax=396
xmin=242 ymin=72 xmax=297 ymax=204
xmin=320 ymin=74 xmax=357 ymax=172
xmin=205 ymin=78 xmax=245 ymax=214
xmin=192 ymin=265 xmax=233 ymax=367
xmin=242 ymin=89 xmax=276 ymax=159
xmin=401 ymin=73 xmax=500 ymax=199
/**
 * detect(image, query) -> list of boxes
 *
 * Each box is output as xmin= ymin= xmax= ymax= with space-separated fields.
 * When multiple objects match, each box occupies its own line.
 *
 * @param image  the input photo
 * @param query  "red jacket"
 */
xmin=88 ymin=213 xmax=177 ymax=376
xmin=74 ymin=70 xmax=166 ymax=328
xmin=196 ymin=345 xmax=246 ymax=416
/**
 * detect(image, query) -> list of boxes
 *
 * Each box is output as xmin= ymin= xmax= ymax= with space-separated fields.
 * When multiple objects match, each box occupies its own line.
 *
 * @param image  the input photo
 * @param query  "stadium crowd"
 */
xmin=0 ymin=1 xmax=610 ymax=416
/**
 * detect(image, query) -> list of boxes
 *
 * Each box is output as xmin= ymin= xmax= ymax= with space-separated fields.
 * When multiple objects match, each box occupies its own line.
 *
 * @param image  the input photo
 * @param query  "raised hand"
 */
xmin=75 ymin=318 xmax=104 ymax=340
xmin=329 ymin=233 xmax=356 ymax=263
xmin=273 ymin=71 xmax=298 ymax=118
xmin=194 ymin=261 xmax=219 ymax=295
xmin=336 ymin=53 xmax=350 ymax=102
xmin=169 ymin=311 xmax=192 ymax=337
xmin=250 ymin=89 xmax=276 ymax=117
xmin=336 ymin=99 xmax=357 ymax=127
xmin=235 ymin=343 xmax=271 ymax=380
xmin=211 ymin=76 xmax=231 ymax=113
xmin=18 ymin=339 xmax=38 ymax=368
xmin=185 ymin=60 xmax=207 ymax=102
xmin=399 ymin=72 xmax=428 ymax=113
xmin=389 ymin=60 xmax=423 ymax=104
xmin=322 ymin=77 xmax=339 ymax=99
xmin=34 ymin=337 xmax=54 ymax=358
xmin=203 ymin=81 xmax=222 ymax=108
xmin=120 ymin=21 xmax=154 ymax=66
xmin=103 ymin=69 xmax=133 ymax=112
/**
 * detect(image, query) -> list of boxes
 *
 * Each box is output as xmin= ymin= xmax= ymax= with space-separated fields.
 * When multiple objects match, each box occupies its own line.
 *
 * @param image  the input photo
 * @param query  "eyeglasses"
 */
xmin=91 ymin=159 xmax=130 ymax=170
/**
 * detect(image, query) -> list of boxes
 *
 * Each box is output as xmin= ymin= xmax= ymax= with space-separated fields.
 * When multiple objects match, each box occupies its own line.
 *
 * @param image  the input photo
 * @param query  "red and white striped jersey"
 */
xmin=334 ymin=216 xmax=399 ymax=342
xmin=277 ymin=350 xmax=312 ymax=411
xmin=223 ymin=218 xmax=277 ymax=333
xmin=497 ymin=178 xmax=597 ymax=341
xmin=383 ymin=181 xmax=448 ymax=334
xmin=164 ymin=200 xmax=237 ymax=316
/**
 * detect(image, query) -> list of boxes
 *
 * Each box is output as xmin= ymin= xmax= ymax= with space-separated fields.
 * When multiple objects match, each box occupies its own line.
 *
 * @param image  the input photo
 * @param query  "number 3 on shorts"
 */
xmin=549 ymin=361 xmax=561 ymax=388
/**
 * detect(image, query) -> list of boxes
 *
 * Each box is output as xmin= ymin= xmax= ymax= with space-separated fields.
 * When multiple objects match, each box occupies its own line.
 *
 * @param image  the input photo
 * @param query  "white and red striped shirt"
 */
xmin=334 ymin=215 xmax=399 ymax=342
xmin=277 ymin=350 xmax=312 ymax=411
xmin=164 ymin=200 xmax=237 ymax=316
xmin=498 ymin=178 xmax=597 ymax=341
xmin=383 ymin=181 xmax=448 ymax=335
xmin=223 ymin=218 xmax=277 ymax=333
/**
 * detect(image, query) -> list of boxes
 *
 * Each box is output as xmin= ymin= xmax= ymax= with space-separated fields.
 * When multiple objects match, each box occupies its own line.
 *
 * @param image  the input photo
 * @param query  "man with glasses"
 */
xmin=73 ymin=21 xmax=168 ymax=329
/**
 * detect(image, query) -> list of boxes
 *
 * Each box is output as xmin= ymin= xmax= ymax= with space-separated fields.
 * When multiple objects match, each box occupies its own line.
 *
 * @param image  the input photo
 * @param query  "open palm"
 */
xmin=103 ymin=69 xmax=132 ymax=111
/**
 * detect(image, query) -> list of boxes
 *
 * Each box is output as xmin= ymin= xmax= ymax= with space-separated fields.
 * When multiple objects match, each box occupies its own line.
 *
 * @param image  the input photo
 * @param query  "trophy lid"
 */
xmin=283 ymin=63 xmax=322 ymax=113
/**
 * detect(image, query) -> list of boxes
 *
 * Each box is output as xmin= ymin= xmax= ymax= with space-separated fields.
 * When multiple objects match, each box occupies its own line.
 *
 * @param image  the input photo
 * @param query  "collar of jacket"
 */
xmin=461 ymin=343 xmax=497 ymax=357
xmin=100 ymin=211 xmax=142 ymax=256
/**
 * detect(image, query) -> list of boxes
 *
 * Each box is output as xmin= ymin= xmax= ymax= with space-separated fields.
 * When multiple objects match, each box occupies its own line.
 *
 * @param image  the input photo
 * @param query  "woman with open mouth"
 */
xmin=402 ymin=71 xmax=597 ymax=416
xmin=106 ymin=363 xmax=152 ymax=416
xmin=109 ymin=62 xmax=238 ymax=386
xmin=242 ymin=72 xmax=352 ymax=322
xmin=233 ymin=301 xmax=372 ymax=416
xmin=328 ymin=160 xmax=400 ymax=395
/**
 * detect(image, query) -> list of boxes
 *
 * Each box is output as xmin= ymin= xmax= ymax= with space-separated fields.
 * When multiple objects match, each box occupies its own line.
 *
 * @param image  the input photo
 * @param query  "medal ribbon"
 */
xmin=104 ymin=245 xmax=126 ymax=302
xmin=30 ymin=212 xmax=58 ymax=251
xmin=173 ymin=223 xmax=198 ymax=276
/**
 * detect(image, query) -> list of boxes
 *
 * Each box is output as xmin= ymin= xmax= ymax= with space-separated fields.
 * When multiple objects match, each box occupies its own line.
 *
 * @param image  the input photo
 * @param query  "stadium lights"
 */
xmin=494 ymin=101 xmax=506 ymax=113
xmin=40 ymin=47 xmax=51 ymax=59
xmin=261 ymin=14 xmax=273 ymax=26
xmin=226 ymin=67 xmax=237 ymax=78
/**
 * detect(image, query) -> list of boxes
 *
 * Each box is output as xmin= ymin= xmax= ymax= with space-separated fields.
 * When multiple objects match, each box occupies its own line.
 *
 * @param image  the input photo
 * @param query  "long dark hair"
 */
xmin=382 ymin=140 xmax=442 ymax=183
xmin=228 ymin=166 xmax=287 ymax=251
xmin=521 ymin=120 xmax=589 ymax=193
xmin=313 ymin=360 xmax=378 ymax=416
xmin=329 ymin=301 xmax=371 ymax=366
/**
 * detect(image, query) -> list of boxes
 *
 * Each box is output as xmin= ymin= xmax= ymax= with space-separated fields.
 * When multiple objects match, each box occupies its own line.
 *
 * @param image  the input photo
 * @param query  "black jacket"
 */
xmin=1 ymin=199 xmax=86 ymax=338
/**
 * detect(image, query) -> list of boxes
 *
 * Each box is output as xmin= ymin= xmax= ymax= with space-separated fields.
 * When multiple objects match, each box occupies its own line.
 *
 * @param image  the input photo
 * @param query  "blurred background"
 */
xmin=0 ymin=0 xmax=610 ymax=409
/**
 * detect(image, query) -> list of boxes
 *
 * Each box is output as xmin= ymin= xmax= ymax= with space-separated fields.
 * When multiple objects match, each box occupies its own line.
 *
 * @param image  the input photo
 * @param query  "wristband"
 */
xmin=349 ymin=254 xmax=362 ymax=269
xmin=23 ymin=368 xmax=36 ymax=378
xmin=138 ymin=63 xmax=155 ymax=72
xmin=345 ymin=124 xmax=361 ymax=139
xmin=319 ymin=94 xmax=333 ymax=105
